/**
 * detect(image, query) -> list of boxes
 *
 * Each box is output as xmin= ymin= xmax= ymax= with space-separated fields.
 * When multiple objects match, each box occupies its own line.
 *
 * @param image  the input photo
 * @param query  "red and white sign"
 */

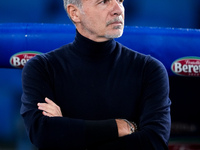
xmin=171 ymin=57 xmax=200 ymax=77
xmin=10 ymin=51 xmax=41 ymax=68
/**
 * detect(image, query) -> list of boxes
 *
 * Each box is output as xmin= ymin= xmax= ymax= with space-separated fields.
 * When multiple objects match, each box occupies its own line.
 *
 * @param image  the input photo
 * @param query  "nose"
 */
xmin=110 ymin=0 xmax=124 ymax=16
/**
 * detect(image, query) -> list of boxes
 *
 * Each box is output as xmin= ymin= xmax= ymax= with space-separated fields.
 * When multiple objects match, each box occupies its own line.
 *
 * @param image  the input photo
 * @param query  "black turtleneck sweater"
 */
xmin=21 ymin=31 xmax=171 ymax=150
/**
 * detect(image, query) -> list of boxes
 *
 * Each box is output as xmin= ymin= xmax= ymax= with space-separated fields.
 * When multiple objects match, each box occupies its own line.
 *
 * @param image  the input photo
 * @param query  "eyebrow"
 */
xmin=95 ymin=0 xmax=103 ymax=4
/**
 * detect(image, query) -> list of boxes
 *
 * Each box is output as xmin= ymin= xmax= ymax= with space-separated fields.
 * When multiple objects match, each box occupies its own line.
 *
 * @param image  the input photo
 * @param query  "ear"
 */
xmin=67 ymin=4 xmax=81 ymax=23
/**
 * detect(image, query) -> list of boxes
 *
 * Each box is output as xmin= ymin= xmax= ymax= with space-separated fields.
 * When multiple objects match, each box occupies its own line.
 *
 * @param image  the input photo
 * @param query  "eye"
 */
xmin=98 ymin=0 xmax=124 ymax=5
xmin=98 ymin=0 xmax=110 ymax=4
xmin=118 ymin=0 xmax=124 ymax=3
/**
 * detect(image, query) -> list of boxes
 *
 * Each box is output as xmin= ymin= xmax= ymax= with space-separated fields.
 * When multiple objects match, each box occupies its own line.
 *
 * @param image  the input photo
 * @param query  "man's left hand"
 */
xmin=37 ymin=97 xmax=63 ymax=117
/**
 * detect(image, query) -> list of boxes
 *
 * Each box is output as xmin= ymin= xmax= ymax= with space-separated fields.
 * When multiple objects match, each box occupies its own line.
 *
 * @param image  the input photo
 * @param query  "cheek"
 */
xmin=90 ymin=15 xmax=106 ymax=28
xmin=82 ymin=9 xmax=107 ymax=29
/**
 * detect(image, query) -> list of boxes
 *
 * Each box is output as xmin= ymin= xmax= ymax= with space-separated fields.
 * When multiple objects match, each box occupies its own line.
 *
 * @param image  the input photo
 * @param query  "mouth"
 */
xmin=109 ymin=21 xmax=122 ymax=26
xmin=106 ymin=18 xmax=124 ymax=27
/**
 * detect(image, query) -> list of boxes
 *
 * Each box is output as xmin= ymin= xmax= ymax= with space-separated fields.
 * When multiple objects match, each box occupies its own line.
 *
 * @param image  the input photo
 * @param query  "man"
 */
xmin=21 ymin=0 xmax=171 ymax=149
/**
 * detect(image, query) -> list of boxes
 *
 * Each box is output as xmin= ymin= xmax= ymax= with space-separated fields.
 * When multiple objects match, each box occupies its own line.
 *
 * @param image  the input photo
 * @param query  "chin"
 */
xmin=105 ymin=30 xmax=123 ymax=39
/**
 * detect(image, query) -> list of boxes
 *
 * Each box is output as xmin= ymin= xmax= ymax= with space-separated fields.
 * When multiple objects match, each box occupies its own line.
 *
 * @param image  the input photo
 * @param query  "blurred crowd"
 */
xmin=0 ymin=0 xmax=200 ymax=29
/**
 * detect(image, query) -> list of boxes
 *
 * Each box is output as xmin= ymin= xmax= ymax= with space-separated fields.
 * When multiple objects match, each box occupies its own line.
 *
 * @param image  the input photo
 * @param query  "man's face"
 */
xmin=76 ymin=0 xmax=125 ymax=42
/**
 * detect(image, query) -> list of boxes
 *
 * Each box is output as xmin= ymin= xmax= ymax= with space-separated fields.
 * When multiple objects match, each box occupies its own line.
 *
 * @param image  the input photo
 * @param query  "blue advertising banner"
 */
xmin=1 ymin=23 xmax=200 ymax=76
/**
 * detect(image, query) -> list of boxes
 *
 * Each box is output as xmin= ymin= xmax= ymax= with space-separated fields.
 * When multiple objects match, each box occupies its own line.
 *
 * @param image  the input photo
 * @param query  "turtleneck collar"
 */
xmin=72 ymin=30 xmax=116 ymax=57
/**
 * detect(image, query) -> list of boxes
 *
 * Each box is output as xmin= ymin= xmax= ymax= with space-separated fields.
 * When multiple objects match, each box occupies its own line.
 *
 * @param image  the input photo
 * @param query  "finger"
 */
xmin=38 ymin=102 xmax=62 ymax=117
xmin=39 ymin=104 xmax=54 ymax=116
xmin=38 ymin=103 xmax=54 ymax=114
xmin=45 ymin=97 xmax=56 ymax=106
xmin=37 ymin=99 xmax=63 ymax=117
xmin=42 ymin=111 xmax=53 ymax=117
xmin=45 ymin=97 xmax=62 ymax=114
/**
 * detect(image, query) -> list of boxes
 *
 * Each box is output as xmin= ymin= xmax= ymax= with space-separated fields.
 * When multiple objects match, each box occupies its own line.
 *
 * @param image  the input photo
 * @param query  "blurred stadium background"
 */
xmin=1 ymin=0 xmax=200 ymax=28
xmin=0 ymin=0 xmax=200 ymax=149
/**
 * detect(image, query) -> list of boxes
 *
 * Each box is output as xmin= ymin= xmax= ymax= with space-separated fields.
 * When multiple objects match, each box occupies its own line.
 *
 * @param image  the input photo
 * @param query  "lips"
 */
xmin=106 ymin=17 xmax=124 ymax=26
xmin=110 ymin=21 xmax=122 ymax=25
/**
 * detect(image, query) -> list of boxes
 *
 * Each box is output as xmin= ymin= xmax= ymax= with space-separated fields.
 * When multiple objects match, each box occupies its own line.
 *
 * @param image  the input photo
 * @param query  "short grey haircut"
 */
xmin=63 ymin=0 xmax=82 ymax=12
xmin=63 ymin=0 xmax=83 ymax=23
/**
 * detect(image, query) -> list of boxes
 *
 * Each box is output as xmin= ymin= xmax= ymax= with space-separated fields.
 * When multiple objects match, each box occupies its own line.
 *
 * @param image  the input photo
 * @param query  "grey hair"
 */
xmin=63 ymin=0 xmax=83 ymax=24
xmin=63 ymin=0 xmax=82 ymax=11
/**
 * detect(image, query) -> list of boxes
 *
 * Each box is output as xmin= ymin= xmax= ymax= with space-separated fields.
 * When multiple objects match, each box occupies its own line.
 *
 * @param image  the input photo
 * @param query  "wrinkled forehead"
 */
xmin=81 ymin=0 xmax=100 ymax=4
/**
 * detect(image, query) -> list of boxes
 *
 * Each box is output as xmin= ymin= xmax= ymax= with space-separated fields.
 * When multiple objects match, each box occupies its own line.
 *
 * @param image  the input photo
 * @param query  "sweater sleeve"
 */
xmin=88 ymin=56 xmax=171 ymax=150
xmin=20 ymin=55 xmax=118 ymax=149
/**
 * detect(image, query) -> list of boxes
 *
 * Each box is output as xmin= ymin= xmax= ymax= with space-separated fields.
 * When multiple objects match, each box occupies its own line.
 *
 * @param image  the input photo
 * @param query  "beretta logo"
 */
xmin=10 ymin=51 xmax=41 ymax=68
xmin=171 ymin=56 xmax=200 ymax=77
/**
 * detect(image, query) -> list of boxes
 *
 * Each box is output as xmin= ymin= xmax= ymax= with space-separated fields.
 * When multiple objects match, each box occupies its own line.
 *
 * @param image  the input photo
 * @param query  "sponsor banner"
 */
xmin=0 ymin=23 xmax=75 ymax=68
xmin=171 ymin=57 xmax=200 ymax=77
xmin=10 ymin=51 xmax=42 ymax=68
xmin=169 ymin=143 xmax=200 ymax=150
xmin=1 ymin=23 xmax=200 ymax=72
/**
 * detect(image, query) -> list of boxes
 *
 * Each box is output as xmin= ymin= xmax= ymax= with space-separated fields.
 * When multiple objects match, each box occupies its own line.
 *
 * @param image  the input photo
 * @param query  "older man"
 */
xmin=21 ymin=0 xmax=171 ymax=149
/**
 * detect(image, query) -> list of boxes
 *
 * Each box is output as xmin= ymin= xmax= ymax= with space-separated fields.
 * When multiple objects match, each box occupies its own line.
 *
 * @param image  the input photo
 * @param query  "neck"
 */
xmin=72 ymin=30 xmax=116 ymax=57
xmin=76 ymin=27 xmax=112 ymax=42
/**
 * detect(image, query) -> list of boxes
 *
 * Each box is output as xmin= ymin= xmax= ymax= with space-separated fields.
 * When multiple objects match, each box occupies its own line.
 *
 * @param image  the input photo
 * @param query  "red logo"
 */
xmin=171 ymin=57 xmax=200 ymax=77
xmin=10 ymin=51 xmax=41 ymax=68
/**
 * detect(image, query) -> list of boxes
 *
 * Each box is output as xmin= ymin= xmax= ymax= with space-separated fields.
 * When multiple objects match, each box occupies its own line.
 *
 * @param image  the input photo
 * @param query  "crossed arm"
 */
xmin=22 ymin=55 xmax=171 ymax=149
xmin=37 ymin=97 xmax=136 ymax=137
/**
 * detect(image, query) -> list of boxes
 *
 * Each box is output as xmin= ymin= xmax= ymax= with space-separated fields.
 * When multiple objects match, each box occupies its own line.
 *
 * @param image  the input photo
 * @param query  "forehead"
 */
xmin=81 ymin=0 xmax=100 ymax=4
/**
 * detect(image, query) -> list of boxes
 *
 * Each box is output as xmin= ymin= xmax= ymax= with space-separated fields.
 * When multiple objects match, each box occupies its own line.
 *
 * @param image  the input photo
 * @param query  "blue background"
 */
xmin=0 ymin=0 xmax=200 ymax=28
